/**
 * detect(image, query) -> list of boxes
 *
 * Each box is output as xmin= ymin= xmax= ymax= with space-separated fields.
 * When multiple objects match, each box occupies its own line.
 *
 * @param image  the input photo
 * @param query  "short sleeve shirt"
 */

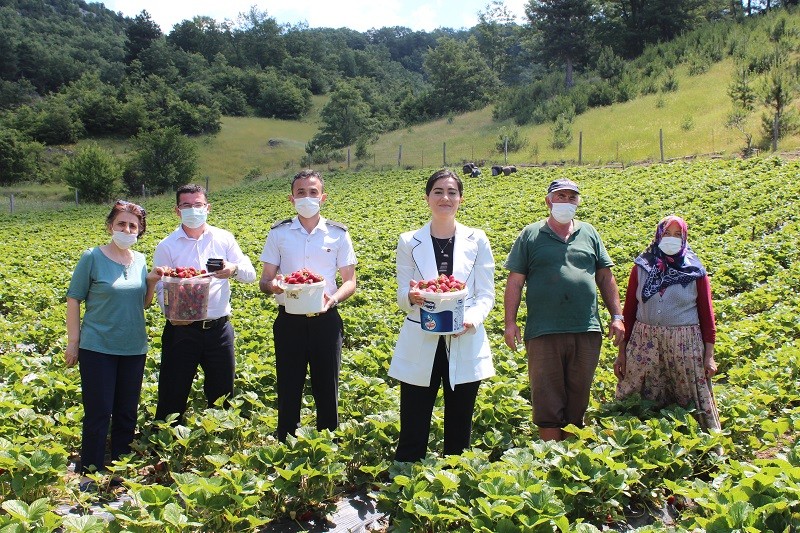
xmin=260 ymin=217 xmax=357 ymax=306
xmin=153 ymin=225 xmax=257 ymax=319
xmin=504 ymin=220 xmax=614 ymax=340
xmin=66 ymin=247 xmax=149 ymax=355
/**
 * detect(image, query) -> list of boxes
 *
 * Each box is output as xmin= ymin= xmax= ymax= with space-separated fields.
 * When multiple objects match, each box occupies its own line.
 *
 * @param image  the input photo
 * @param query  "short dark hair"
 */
xmin=175 ymin=184 xmax=207 ymax=205
xmin=291 ymin=169 xmax=324 ymax=194
xmin=106 ymin=200 xmax=147 ymax=237
xmin=425 ymin=169 xmax=463 ymax=196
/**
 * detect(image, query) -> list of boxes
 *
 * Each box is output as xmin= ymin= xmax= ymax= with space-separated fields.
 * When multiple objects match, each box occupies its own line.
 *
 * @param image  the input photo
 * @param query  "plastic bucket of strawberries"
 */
xmin=280 ymin=268 xmax=326 ymax=315
xmin=415 ymin=275 xmax=468 ymax=334
xmin=162 ymin=267 xmax=211 ymax=321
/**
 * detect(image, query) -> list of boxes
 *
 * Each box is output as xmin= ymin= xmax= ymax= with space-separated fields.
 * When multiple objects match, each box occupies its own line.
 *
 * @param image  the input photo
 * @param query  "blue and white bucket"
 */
xmin=419 ymin=289 xmax=467 ymax=334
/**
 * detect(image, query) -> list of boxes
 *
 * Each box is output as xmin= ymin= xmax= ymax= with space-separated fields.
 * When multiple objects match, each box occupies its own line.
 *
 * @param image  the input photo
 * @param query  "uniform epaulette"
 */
xmin=271 ymin=218 xmax=292 ymax=229
xmin=326 ymin=220 xmax=348 ymax=231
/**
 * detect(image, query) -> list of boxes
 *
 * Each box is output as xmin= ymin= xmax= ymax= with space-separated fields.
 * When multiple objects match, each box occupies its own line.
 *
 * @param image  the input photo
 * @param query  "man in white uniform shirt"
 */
xmin=154 ymin=184 xmax=256 ymax=423
xmin=259 ymin=169 xmax=357 ymax=441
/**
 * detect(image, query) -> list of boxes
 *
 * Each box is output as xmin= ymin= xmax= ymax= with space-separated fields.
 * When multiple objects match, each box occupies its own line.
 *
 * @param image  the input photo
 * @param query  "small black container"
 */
xmin=206 ymin=258 xmax=224 ymax=272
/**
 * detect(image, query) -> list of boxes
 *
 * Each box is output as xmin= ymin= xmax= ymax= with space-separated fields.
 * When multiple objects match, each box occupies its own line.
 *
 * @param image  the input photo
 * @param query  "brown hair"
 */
xmin=106 ymin=200 xmax=147 ymax=237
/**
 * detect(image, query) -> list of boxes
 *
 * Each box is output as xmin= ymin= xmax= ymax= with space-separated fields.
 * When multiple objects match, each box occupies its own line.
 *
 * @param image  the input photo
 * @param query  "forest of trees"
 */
xmin=0 ymin=0 xmax=797 ymax=197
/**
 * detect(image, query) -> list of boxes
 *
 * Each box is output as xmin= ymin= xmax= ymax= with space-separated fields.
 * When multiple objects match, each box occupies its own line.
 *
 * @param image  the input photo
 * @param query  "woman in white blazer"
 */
xmin=389 ymin=169 xmax=495 ymax=462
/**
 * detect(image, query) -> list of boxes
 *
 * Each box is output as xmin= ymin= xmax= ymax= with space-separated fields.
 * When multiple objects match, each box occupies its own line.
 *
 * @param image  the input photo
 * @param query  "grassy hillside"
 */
xmin=195 ymin=56 xmax=787 ymax=177
xmin=366 ymin=58 xmax=770 ymax=168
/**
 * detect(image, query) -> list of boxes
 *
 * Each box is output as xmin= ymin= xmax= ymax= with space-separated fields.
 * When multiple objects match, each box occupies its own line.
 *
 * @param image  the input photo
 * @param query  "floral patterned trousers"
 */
xmin=616 ymin=321 xmax=721 ymax=430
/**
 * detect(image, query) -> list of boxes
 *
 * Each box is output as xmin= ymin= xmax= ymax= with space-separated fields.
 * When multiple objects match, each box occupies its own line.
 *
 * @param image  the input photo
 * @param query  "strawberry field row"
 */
xmin=0 ymin=158 xmax=798 ymax=531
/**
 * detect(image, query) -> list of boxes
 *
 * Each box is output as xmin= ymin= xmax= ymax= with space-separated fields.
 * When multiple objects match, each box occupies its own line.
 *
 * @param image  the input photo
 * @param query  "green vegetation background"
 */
xmin=1 ymin=159 xmax=799 ymax=530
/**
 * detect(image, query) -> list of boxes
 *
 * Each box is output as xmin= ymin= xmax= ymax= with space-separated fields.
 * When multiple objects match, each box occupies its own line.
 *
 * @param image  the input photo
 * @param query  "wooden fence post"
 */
xmin=10 ymin=194 xmax=14 ymax=214
xmin=578 ymin=131 xmax=583 ymax=165
xmin=659 ymin=129 xmax=664 ymax=163
xmin=398 ymin=145 xmax=402 ymax=167
xmin=443 ymin=142 xmax=447 ymax=166
xmin=205 ymin=176 xmax=210 ymax=193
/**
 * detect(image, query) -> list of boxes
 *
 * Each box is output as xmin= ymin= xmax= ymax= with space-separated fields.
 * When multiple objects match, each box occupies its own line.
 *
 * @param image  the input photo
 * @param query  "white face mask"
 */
xmin=550 ymin=202 xmax=577 ymax=224
xmin=658 ymin=236 xmax=683 ymax=256
xmin=180 ymin=207 xmax=208 ymax=229
xmin=112 ymin=231 xmax=138 ymax=249
xmin=294 ymin=196 xmax=321 ymax=219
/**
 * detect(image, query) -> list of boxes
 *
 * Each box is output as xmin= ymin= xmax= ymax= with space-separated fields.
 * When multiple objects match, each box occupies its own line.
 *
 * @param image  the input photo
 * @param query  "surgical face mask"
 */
xmin=112 ymin=231 xmax=137 ymax=249
xmin=550 ymin=202 xmax=577 ymax=224
xmin=294 ymin=196 xmax=321 ymax=219
xmin=180 ymin=207 xmax=208 ymax=229
xmin=658 ymin=236 xmax=683 ymax=256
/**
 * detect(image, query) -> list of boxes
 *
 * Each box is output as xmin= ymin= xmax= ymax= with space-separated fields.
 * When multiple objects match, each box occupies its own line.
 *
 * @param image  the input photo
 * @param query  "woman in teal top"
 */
xmin=66 ymin=201 xmax=162 ymax=487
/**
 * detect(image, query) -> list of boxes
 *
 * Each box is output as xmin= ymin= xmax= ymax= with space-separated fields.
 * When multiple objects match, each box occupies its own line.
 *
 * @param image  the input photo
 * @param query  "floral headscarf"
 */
xmin=634 ymin=215 xmax=706 ymax=302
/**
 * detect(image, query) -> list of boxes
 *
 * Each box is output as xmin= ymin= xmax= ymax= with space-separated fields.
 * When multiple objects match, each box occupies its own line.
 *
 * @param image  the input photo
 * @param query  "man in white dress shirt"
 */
xmin=153 ymin=184 xmax=256 ymax=423
xmin=259 ymin=169 xmax=357 ymax=441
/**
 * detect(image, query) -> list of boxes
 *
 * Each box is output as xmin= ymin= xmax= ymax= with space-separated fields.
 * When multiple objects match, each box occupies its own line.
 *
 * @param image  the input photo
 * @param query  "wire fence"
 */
xmin=1 ymin=177 xmax=216 ymax=215
xmin=327 ymin=127 xmax=761 ymax=173
xmin=5 ymin=134 xmax=795 ymax=215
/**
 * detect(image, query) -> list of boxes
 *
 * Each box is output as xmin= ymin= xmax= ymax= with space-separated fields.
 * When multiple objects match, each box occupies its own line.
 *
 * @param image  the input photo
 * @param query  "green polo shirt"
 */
xmin=505 ymin=220 xmax=614 ymax=340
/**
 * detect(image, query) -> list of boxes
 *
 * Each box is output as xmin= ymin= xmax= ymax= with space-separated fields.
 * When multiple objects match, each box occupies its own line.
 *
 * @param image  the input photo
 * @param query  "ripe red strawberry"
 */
xmin=284 ymin=268 xmax=324 ymax=284
xmin=412 ymin=276 xmax=466 ymax=292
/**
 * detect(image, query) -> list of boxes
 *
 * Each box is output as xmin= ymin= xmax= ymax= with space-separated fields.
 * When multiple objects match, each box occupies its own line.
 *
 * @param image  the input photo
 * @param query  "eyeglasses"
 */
xmin=178 ymin=202 xmax=208 ymax=209
xmin=116 ymin=200 xmax=146 ymax=216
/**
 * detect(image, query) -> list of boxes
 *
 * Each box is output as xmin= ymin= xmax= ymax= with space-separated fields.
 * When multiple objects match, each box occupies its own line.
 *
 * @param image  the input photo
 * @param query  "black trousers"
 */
xmin=155 ymin=320 xmax=235 ymax=423
xmin=273 ymin=306 xmax=343 ymax=441
xmin=395 ymin=337 xmax=481 ymax=462
xmin=78 ymin=349 xmax=145 ymax=474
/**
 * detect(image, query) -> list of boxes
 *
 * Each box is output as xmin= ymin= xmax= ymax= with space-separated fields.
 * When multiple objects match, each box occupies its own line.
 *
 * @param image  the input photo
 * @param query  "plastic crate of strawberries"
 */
xmin=162 ymin=267 xmax=211 ymax=321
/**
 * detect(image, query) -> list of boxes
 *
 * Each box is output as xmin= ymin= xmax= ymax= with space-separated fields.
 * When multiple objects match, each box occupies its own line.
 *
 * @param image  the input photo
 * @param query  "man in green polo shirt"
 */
xmin=503 ymin=178 xmax=625 ymax=442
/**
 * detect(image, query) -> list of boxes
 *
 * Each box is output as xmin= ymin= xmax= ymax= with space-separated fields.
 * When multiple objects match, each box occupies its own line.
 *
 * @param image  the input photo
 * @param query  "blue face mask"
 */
xmin=180 ymin=207 xmax=208 ymax=229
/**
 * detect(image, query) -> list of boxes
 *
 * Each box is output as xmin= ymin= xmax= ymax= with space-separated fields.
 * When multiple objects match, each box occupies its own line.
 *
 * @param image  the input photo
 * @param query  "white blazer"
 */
xmin=388 ymin=222 xmax=496 ymax=388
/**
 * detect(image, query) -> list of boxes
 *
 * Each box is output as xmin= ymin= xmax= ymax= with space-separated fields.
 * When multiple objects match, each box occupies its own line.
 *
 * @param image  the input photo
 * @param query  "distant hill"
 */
xmin=4 ymin=0 xmax=800 ymax=202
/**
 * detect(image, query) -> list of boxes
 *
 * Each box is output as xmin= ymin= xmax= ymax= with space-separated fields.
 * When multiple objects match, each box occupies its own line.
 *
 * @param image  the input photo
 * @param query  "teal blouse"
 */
xmin=67 ymin=247 xmax=149 ymax=355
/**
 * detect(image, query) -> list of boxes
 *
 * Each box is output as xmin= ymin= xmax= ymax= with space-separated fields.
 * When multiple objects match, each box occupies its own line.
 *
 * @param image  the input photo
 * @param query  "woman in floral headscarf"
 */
xmin=613 ymin=215 xmax=720 ymax=430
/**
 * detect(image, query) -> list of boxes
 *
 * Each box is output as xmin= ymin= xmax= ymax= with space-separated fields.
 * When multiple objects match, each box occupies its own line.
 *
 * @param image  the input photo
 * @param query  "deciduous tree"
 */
xmin=124 ymin=126 xmax=197 ymax=194
xmin=60 ymin=143 xmax=121 ymax=202
xmin=313 ymin=82 xmax=373 ymax=148
xmin=423 ymin=36 xmax=499 ymax=115
xmin=476 ymin=1 xmax=521 ymax=82
xmin=0 ymin=129 xmax=42 ymax=185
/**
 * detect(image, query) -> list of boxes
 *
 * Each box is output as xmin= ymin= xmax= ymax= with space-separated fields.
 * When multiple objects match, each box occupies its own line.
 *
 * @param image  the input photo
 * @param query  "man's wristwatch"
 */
xmin=231 ymin=264 xmax=239 ymax=278
xmin=612 ymin=314 xmax=624 ymax=322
